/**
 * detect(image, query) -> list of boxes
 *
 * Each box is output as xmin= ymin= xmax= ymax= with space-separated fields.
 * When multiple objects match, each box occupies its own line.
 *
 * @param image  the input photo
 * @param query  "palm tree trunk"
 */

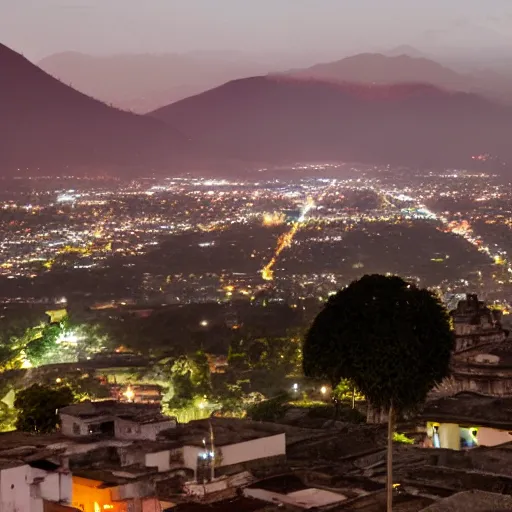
xmin=387 ymin=401 xmax=394 ymax=512
xmin=352 ymin=386 xmax=356 ymax=409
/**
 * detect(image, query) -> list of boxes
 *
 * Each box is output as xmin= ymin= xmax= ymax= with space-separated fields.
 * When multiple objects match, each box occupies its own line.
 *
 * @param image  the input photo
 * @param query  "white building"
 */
xmin=59 ymin=401 xmax=176 ymax=441
xmin=182 ymin=432 xmax=286 ymax=478
xmin=0 ymin=459 xmax=72 ymax=512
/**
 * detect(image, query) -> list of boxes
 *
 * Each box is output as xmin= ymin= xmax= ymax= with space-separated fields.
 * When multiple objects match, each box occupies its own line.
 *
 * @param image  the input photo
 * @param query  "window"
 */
xmin=73 ymin=422 xmax=80 ymax=435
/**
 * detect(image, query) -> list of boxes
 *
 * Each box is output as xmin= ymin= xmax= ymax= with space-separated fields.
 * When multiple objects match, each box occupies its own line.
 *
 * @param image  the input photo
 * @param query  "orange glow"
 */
xmin=261 ymin=222 xmax=300 ymax=281
xmin=72 ymin=477 xmax=120 ymax=512
xmin=263 ymin=212 xmax=285 ymax=227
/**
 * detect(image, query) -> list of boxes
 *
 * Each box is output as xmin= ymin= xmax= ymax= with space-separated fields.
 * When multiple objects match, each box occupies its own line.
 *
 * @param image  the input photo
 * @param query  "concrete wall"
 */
xmin=0 ymin=464 xmax=32 ymax=512
xmin=60 ymin=414 xmax=89 ymax=437
xmin=219 ymin=434 xmax=286 ymax=467
xmin=439 ymin=423 xmax=461 ymax=450
xmin=145 ymin=450 xmax=171 ymax=472
xmin=182 ymin=434 xmax=286 ymax=478
xmin=143 ymin=447 xmax=185 ymax=472
xmin=183 ymin=445 xmax=202 ymax=475
xmin=112 ymin=480 xmax=155 ymax=501
xmin=185 ymin=479 xmax=228 ymax=496
xmin=115 ymin=418 xmax=176 ymax=441
xmin=35 ymin=471 xmax=63 ymax=503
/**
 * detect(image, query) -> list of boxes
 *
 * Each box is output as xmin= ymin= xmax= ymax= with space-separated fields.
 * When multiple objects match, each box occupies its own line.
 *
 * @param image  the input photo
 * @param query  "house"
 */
xmin=421 ymin=392 xmax=512 ymax=450
xmin=59 ymin=401 xmax=176 ymax=441
xmin=451 ymin=294 xmax=506 ymax=354
xmin=0 ymin=458 xmax=72 ymax=512
xmin=434 ymin=294 xmax=512 ymax=397
xmin=158 ymin=418 xmax=287 ymax=482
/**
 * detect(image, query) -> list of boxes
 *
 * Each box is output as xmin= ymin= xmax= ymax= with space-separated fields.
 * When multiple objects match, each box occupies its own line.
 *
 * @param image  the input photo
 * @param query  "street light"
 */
xmin=320 ymin=386 xmax=327 ymax=395
xmin=200 ymin=320 xmax=208 ymax=327
xmin=123 ymin=386 xmax=135 ymax=402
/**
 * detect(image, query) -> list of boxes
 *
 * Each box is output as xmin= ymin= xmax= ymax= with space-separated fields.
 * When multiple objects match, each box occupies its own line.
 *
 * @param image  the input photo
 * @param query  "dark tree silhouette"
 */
xmin=303 ymin=274 xmax=453 ymax=512
xmin=14 ymin=384 xmax=75 ymax=433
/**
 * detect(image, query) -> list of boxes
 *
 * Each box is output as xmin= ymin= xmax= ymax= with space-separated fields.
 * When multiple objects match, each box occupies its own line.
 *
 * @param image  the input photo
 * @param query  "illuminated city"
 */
xmin=5 ymin=1 xmax=512 ymax=508
xmin=1 ymin=165 xmax=511 ymax=312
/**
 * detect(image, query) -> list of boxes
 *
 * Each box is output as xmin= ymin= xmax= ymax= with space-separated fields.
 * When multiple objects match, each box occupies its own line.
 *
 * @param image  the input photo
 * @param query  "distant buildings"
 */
xmin=439 ymin=294 xmax=512 ymax=396
xmin=0 ymin=403 xmax=287 ymax=512
xmin=59 ymin=401 xmax=176 ymax=440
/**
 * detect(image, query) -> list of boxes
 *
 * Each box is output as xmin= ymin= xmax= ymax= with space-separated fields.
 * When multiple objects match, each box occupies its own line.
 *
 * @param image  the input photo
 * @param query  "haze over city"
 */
xmin=4 ymin=0 xmax=512 ymax=61
xmin=3 ymin=3 xmax=512 ymax=512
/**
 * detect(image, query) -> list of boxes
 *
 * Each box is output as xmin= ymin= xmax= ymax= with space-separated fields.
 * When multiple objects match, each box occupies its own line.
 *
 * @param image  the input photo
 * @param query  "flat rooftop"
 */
xmin=163 ymin=418 xmax=287 ymax=447
xmin=170 ymin=497 xmax=279 ymax=512
xmin=60 ymin=400 xmax=170 ymax=424
xmin=420 ymin=392 xmax=512 ymax=430
xmin=420 ymin=490 xmax=512 ymax=512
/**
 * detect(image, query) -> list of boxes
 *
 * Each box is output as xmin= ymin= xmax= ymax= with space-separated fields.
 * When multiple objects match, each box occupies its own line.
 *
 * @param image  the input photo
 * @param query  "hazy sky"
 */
xmin=3 ymin=0 xmax=512 ymax=61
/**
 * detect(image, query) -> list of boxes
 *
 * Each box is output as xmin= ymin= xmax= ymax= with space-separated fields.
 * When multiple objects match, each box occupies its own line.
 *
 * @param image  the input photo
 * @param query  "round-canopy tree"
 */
xmin=14 ymin=384 xmax=75 ymax=433
xmin=303 ymin=274 xmax=453 ymax=512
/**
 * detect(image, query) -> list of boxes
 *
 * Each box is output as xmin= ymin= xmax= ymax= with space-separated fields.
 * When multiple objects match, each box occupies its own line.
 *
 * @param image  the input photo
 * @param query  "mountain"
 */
xmin=288 ymin=52 xmax=512 ymax=106
xmin=37 ymin=51 xmax=277 ymax=113
xmin=0 ymin=43 xmax=195 ymax=174
xmin=150 ymin=75 xmax=512 ymax=168
xmin=289 ymin=53 xmax=471 ymax=91
xmin=386 ymin=45 xmax=428 ymax=59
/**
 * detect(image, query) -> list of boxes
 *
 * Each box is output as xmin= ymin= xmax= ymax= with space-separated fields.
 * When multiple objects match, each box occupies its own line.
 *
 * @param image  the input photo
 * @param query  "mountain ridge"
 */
xmin=150 ymin=75 xmax=512 ymax=168
xmin=37 ymin=51 xmax=276 ymax=113
xmin=0 ymin=42 xmax=197 ymax=174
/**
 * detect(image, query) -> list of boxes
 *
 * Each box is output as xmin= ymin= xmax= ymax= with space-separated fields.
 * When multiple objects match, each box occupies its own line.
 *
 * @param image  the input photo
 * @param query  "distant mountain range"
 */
xmin=37 ymin=51 xmax=278 ymax=113
xmin=0 ymin=43 xmax=201 ymax=173
xmin=289 ymin=53 xmax=469 ymax=90
xmin=385 ymin=45 xmax=428 ymax=59
xmin=150 ymin=76 xmax=512 ymax=167
xmin=3 ymin=41 xmax=512 ymax=175
xmin=288 ymin=53 xmax=512 ymax=104
xmin=39 ymin=50 xmax=512 ymax=115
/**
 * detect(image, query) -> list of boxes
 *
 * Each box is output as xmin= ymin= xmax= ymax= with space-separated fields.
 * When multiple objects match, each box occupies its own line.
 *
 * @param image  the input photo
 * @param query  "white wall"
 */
xmin=183 ymin=445 xmax=201 ymax=475
xmin=60 ymin=414 xmax=89 ymax=437
xmin=115 ymin=418 xmax=176 ymax=441
xmin=145 ymin=451 xmax=171 ymax=472
xmin=219 ymin=434 xmax=286 ymax=467
xmin=185 ymin=479 xmax=227 ymax=496
xmin=38 ymin=471 xmax=72 ymax=504
xmin=478 ymin=427 xmax=512 ymax=447
xmin=0 ymin=464 xmax=32 ymax=512
xmin=37 ymin=471 xmax=60 ymax=502
xmin=182 ymin=433 xmax=286 ymax=477
xmin=438 ymin=423 xmax=461 ymax=450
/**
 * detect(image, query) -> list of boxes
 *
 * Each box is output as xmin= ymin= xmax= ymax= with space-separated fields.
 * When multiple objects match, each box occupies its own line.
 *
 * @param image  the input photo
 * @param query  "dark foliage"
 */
xmin=246 ymin=393 xmax=290 ymax=422
xmin=303 ymin=274 xmax=454 ymax=412
xmin=14 ymin=384 xmax=75 ymax=433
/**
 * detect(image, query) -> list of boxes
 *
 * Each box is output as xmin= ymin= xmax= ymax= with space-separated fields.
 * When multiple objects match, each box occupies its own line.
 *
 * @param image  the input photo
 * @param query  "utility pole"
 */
xmin=209 ymin=419 xmax=215 ymax=482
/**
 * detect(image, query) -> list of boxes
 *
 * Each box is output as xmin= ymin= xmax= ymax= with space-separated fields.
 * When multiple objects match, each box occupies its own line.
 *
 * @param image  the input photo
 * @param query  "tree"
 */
xmin=14 ymin=384 xmax=75 ymax=433
xmin=303 ymin=274 xmax=453 ymax=512
xmin=24 ymin=324 xmax=61 ymax=366
xmin=0 ymin=402 xmax=17 ymax=432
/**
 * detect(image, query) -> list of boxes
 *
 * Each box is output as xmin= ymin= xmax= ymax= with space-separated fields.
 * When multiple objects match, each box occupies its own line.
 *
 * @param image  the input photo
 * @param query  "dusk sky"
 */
xmin=3 ymin=0 xmax=512 ymax=61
